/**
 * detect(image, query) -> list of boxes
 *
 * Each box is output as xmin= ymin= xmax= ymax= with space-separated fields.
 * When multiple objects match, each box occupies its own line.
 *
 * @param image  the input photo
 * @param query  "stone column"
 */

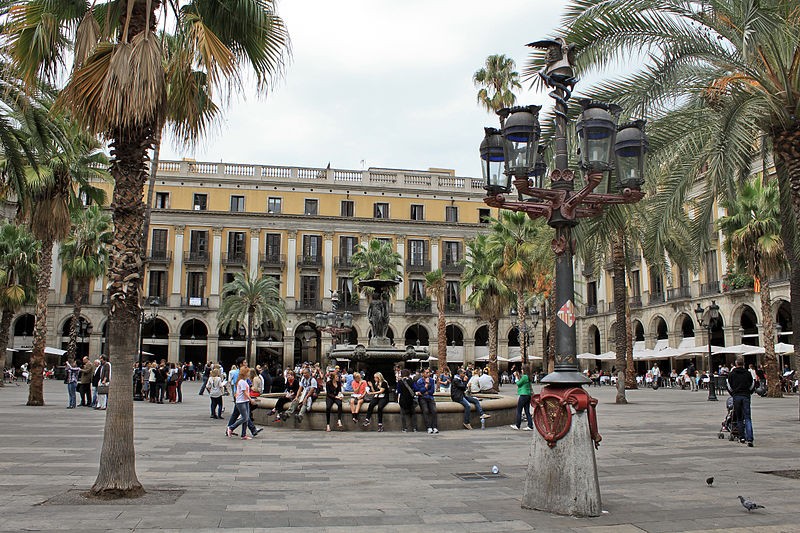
xmin=171 ymin=225 xmax=185 ymax=307
xmin=249 ymin=228 xmax=260 ymax=279
xmin=50 ymin=242 xmax=62 ymax=291
xmin=464 ymin=337 xmax=476 ymax=365
xmin=206 ymin=334 xmax=219 ymax=365
xmin=168 ymin=333 xmax=180 ymax=363
xmin=283 ymin=338 xmax=295 ymax=370
xmin=430 ymin=235 xmax=440 ymax=272
xmin=210 ymin=226 xmax=223 ymax=307
xmin=286 ymin=230 xmax=297 ymax=299
xmin=323 ymin=232 xmax=334 ymax=297
xmin=396 ymin=235 xmax=406 ymax=299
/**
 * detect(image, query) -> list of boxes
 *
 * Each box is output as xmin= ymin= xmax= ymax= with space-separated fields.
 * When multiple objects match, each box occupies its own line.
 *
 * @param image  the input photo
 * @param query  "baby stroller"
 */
xmin=718 ymin=396 xmax=740 ymax=441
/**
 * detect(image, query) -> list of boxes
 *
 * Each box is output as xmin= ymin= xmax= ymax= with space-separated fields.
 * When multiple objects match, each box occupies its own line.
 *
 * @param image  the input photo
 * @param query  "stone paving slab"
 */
xmin=1 ymin=381 xmax=798 ymax=532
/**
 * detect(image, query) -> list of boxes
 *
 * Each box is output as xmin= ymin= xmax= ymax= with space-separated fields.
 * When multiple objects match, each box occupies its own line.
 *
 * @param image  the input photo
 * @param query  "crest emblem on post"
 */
xmin=557 ymin=300 xmax=576 ymax=327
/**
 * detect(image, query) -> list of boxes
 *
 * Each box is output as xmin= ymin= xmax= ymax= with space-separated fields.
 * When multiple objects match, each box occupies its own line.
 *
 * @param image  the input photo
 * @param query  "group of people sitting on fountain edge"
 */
xmin=264 ymin=364 xmax=494 ymax=433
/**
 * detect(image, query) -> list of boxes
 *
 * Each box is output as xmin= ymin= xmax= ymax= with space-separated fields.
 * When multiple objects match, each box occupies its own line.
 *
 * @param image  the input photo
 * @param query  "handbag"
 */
xmin=97 ymin=383 xmax=109 ymax=395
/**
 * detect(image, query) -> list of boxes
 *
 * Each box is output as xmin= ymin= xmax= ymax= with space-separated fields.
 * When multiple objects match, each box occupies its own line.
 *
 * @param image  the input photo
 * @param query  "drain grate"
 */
xmin=757 ymin=469 xmax=800 ymax=480
xmin=453 ymin=472 xmax=508 ymax=481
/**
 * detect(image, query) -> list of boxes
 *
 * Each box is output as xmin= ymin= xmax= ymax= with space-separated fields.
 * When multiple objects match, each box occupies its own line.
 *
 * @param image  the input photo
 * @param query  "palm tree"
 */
xmin=350 ymin=239 xmax=402 ymax=287
xmin=487 ymin=211 xmax=553 ymax=373
xmin=4 ymin=0 xmax=290 ymax=497
xmin=473 ymin=54 xmax=522 ymax=113
xmin=718 ymin=178 xmax=785 ymax=397
xmin=532 ymin=0 xmax=800 ymax=395
xmin=424 ymin=269 xmax=447 ymax=370
xmin=463 ymin=234 xmax=511 ymax=388
xmin=21 ymin=125 xmax=108 ymax=407
xmin=0 ymin=222 xmax=39 ymax=387
xmin=59 ymin=206 xmax=113 ymax=362
xmin=218 ymin=271 xmax=286 ymax=368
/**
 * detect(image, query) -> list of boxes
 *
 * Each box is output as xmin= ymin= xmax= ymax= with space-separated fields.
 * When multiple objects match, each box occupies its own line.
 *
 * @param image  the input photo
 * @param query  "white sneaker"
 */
xmin=480 ymin=413 xmax=491 ymax=419
xmin=510 ymin=425 xmax=519 ymax=430
xmin=427 ymin=428 xmax=433 ymax=434
xmin=523 ymin=426 xmax=533 ymax=431
xmin=432 ymin=428 xmax=439 ymax=434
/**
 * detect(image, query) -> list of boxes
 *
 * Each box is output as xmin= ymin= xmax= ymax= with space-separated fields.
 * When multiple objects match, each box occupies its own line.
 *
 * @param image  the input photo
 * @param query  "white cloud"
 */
xmin=161 ymin=0 xmax=567 ymax=177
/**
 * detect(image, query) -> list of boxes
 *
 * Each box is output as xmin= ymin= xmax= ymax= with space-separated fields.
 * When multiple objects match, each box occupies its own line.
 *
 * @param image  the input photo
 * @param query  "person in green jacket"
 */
xmin=510 ymin=370 xmax=533 ymax=430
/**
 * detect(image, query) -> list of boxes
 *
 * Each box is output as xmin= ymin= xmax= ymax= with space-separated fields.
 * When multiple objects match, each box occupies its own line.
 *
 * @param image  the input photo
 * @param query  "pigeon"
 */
xmin=706 ymin=477 xmax=714 ymax=486
xmin=738 ymin=495 xmax=765 ymax=512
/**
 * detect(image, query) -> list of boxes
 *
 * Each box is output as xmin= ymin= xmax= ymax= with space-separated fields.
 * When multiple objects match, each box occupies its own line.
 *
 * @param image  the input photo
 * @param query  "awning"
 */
xmin=45 ymin=347 xmax=66 ymax=356
xmin=474 ymin=355 xmax=510 ymax=362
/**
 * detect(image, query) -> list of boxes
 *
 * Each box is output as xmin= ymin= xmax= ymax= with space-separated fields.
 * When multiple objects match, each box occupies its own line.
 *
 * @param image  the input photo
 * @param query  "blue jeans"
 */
xmin=229 ymin=402 xmax=256 ymax=436
xmin=67 ymin=382 xmax=77 ymax=407
xmin=210 ymin=396 xmax=223 ymax=417
xmin=732 ymin=394 xmax=754 ymax=443
xmin=458 ymin=396 xmax=483 ymax=424
xmin=516 ymin=394 xmax=532 ymax=428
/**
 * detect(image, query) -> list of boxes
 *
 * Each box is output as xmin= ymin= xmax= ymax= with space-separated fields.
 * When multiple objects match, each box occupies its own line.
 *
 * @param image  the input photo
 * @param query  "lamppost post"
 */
xmin=695 ymin=301 xmax=719 ymax=401
xmin=134 ymin=296 xmax=160 ymax=401
xmin=479 ymin=38 xmax=648 ymax=517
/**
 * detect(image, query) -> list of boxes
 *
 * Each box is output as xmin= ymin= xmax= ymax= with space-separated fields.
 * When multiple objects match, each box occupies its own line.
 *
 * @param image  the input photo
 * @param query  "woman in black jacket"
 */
xmin=325 ymin=371 xmax=344 ymax=432
xmin=363 ymin=372 xmax=390 ymax=431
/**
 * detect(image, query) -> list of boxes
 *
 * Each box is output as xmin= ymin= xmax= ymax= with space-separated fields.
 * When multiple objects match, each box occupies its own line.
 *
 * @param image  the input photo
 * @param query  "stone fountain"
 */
xmin=328 ymin=278 xmax=420 ymax=377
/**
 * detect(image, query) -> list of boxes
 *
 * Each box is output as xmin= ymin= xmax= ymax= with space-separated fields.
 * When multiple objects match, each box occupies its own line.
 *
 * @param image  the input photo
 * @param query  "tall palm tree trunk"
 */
xmin=516 ymin=294 xmax=529 ymax=375
xmin=26 ymin=238 xmax=53 ymax=406
xmin=611 ymin=236 xmax=627 ymax=403
xmin=758 ymin=278 xmax=782 ymax=398
xmin=0 ymin=309 xmax=12 ymax=387
xmin=247 ymin=310 xmax=254 ymax=367
xmin=487 ymin=318 xmax=498 ymax=391
xmin=625 ymin=303 xmax=636 ymax=389
xmin=437 ymin=300 xmax=447 ymax=371
xmin=66 ymin=280 xmax=87 ymax=361
xmin=90 ymin=124 xmax=155 ymax=498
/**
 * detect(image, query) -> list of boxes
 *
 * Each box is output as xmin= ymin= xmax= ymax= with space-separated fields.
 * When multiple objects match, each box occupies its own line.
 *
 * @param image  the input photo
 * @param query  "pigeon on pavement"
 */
xmin=738 ymin=495 xmax=765 ymax=512
xmin=706 ymin=477 xmax=714 ymax=486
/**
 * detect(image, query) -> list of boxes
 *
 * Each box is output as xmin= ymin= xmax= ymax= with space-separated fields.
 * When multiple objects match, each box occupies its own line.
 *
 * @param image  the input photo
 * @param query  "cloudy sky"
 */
xmin=161 ymin=0 xmax=568 ymax=177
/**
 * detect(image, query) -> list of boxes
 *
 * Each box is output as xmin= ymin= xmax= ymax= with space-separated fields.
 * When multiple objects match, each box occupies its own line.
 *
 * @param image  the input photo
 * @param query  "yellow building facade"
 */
xmin=14 ymin=160 xmax=514 ymax=371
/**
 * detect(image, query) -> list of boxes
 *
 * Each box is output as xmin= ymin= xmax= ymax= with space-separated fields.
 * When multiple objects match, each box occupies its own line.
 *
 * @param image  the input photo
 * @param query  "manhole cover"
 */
xmin=757 ymin=470 xmax=800 ymax=480
xmin=453 ymin=472 xmax=508 ymax=481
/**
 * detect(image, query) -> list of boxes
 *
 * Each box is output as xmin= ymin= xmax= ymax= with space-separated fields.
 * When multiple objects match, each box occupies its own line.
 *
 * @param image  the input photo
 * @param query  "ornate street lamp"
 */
xmin=479 ymin=37 xmax=648 ymax=517
xmin=314 ymin=290 xmax=353 ymax=351
xmin=694 ymin=300 xmax=720 ymax=401
xmin=481 ymin=127 xmax=511 ymax=194
xmin=134 ymin=296 xmax=161 ymax=400
xmin=78 ymin=320 xmax=94 ymax=358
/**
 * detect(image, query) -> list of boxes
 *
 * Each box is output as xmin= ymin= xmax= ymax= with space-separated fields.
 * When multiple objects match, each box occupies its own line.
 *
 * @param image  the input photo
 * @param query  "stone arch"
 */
xmin=179 ymin=319 xmax=209 ymax=339
xmin=676 ymin=312 xmax=695 ymax=338
xmin=507 ymin=326 xmax=520 ymax=347
xmin=142 ymin=317 xmax=170 ymax=339
xmin=632 ymin=319 xmax=645 ymax=342
xmin=474 ymin=325 xmax=489 ymax=347
xmin=446 ymin=324 xmax=464 ymax=346
xmin=13 ymin=313 xmax=35 ymax=336
xmin=737 ymin=304 xmax=759 ymax=346
xmin=586 ymin=324 xmax=601 ymax=354
xmin=59 ymin=315 xmax=91 ymax=336
xmin=774 ymin=299 xmax=793 ymax=344
xmin=404 ymin=323 xmax=430 ymax=346
xmin=294 ymin=321 xmax=321 ymax=365
xmin=652 ymin=315 xmax=668 ymax=340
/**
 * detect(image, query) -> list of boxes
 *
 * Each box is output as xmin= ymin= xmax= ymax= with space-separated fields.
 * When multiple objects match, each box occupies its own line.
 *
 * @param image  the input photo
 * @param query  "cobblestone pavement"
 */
xmin=1 ymin=380 xmax=798 ymax=532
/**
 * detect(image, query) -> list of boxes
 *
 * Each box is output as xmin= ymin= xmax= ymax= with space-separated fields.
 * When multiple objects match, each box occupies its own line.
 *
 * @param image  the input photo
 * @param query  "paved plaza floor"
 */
xmin=0 ymin=380 xmax=798 ymax=532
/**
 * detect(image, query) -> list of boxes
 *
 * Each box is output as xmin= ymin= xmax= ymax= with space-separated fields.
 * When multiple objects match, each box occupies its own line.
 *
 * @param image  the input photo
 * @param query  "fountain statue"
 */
xmin=329 ymin=278 xmax=424 ymax=377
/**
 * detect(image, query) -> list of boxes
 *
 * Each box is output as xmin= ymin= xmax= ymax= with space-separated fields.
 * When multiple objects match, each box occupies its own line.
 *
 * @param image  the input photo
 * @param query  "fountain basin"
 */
xmin=253 ymin=392 xmax=518 ymax=431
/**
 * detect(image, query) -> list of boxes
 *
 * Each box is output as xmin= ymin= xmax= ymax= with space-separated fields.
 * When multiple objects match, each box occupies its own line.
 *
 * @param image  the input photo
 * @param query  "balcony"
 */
xmin=260 ymin=253 xmax=286 ymax=269
xmin=628 ymin=296 xmax=642 ymax=309
xmin=441 ymin=260 xmax=464 ymax=274
xmin=406 ymin=259 xmax=431 ymax=273
xmin=700 ymin=281 xmax=720 ymax=296
xmin=295 ymin=299 xmax=322 ymax=311
xmin=147 ymin=250 xmax=172 ymax=264
xmin=585 ymin=304 xmax=598 ymax=316
xmin=445 ymin=303 xmax=463 ymax=314
xmin=667 ymin=286 xmax=691 ymax=301
xmin=297 ymin=255 xmax=323 ymax=269
xmin=648 ymin=292 xmax=664 ymax=305
xmin=222 ymin=252 xmax=247 ymax=266
xmin=181 ymin=297 xmax=208 ymax=308
xmin=335 ymin=256 xmax=355 ymax=271
xmin=184 ymin=250 xmax=209 ymax=266
xmin=406 ymin=299 xmax=433 ymax=314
